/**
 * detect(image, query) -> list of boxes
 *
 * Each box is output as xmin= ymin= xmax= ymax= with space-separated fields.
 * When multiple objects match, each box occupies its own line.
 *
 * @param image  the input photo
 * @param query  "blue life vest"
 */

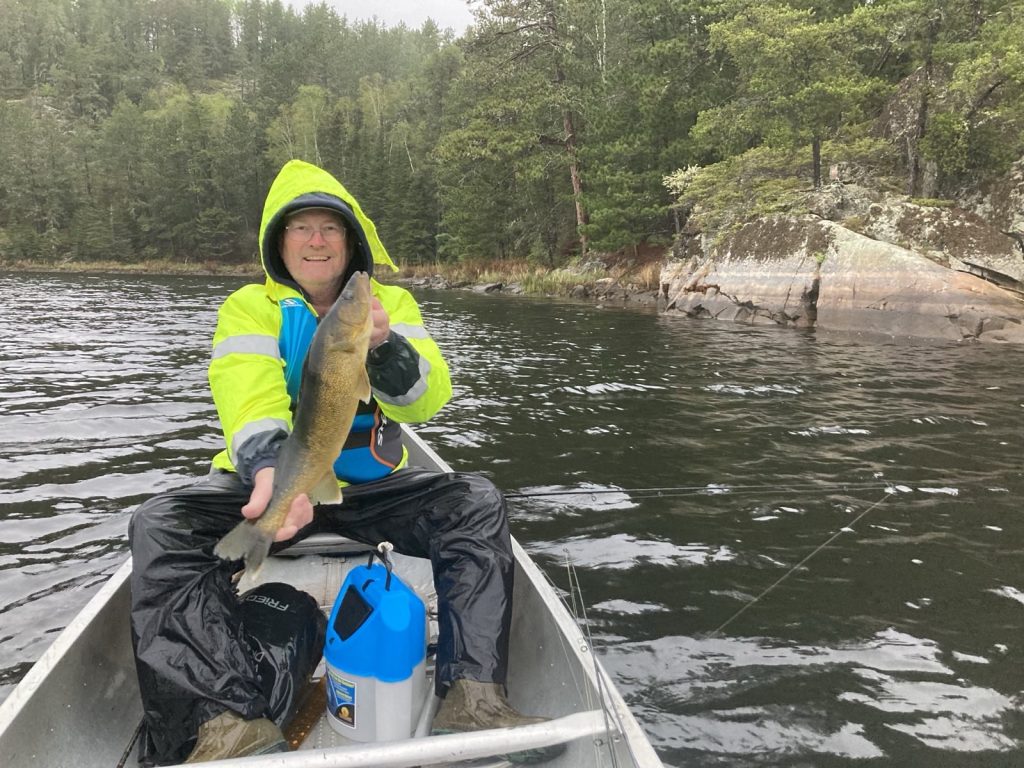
xmin=278 ymin=297 xmax=401 ymax=483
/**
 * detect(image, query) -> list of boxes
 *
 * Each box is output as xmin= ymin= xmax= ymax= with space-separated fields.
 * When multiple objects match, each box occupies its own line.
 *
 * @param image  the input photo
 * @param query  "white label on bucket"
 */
xmin=327 ymin=669 xmax=357 ymax=729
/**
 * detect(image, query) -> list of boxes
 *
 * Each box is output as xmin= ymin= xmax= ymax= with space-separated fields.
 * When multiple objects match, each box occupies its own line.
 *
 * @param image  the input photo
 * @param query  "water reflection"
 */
xmin=0 ymin=273 xmax=232 ymax=702
xmin=2 ymin=276 xmax=1024 ymax=767
xmin=604 ymin=628 xmax=1022 ymax=762
xmin=529 ymin=534 xmax=737 ymax=570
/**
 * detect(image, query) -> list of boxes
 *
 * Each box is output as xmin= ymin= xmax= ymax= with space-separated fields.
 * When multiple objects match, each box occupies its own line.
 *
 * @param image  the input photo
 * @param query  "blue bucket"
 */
xmin=324 ymin=562 xmax=427 ymax=741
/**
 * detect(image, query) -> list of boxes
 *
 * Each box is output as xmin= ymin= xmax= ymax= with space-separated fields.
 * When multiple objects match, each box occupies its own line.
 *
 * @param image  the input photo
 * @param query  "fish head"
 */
xmin=318 ymin=271 xmax=374 ymax=352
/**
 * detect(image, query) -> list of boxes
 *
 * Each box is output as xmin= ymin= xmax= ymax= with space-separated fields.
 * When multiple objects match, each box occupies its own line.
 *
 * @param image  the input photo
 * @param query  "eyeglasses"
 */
xmin=284 ymin=223 xmax=346 ymax=243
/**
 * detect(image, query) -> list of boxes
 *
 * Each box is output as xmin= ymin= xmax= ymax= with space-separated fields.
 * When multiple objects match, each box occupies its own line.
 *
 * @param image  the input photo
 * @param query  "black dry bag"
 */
xmin=239 ymin=581 xmax=327 ymax=726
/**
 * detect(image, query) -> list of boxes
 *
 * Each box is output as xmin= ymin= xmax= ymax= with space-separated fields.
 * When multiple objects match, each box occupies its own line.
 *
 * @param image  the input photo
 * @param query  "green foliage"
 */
xmin=1 ymin=0 xmax=1023 ymax=269
xmin=666 ymin=135 xmax=899 ymax=240
xmin=0 ymin=98 xmax=75 ymax=262
xmin=432 ymin=0 xmax=607 ymax=262
xmin=666 ymin=146 xmax=808 ymax=234
xmin=696 ymin=1 xmax=892 ymax=186
xmin=581 ymin=0 xmax=718 ymax=252
xmin=918 ymin=112 xmax=970 ymax=175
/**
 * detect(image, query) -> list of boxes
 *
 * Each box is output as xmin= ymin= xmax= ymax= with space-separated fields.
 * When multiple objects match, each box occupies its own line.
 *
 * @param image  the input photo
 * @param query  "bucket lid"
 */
xmin=324 ymin=563 xmax=426 ymax=681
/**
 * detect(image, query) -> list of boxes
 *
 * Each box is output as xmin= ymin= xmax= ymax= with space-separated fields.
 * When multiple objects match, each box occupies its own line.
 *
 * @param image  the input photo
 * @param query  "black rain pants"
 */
xmin=128 ymin=467 xmax=513 ymax=765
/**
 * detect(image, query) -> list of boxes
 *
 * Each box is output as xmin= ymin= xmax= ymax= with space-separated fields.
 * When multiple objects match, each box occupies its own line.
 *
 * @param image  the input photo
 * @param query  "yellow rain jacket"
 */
xmin=207 ymin=160 xmax=451 ymax=484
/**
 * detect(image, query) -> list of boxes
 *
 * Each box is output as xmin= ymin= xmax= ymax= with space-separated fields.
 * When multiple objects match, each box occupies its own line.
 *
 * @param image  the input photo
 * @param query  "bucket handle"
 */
xmin=366 ymin=541 xmax=395 ymax=590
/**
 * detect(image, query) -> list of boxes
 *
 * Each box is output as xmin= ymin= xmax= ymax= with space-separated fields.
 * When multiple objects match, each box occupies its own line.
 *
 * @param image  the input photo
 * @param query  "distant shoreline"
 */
xmin=1 ymin=259 xmax=262 ymax=278
xmin=2 ymin=257 xmax=664 ymax=307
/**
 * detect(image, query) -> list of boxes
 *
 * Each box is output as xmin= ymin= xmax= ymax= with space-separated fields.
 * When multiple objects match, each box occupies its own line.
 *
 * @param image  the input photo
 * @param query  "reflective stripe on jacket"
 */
xmin=208 ymin=279 xmax=451 ymax=483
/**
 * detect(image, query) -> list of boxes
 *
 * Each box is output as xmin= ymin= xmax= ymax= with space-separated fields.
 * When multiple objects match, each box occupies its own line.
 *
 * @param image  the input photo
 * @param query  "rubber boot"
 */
xmin=431 ymin=679 xmax=567 ymax=764
xmin=184 ymin=710 xmax=289 ymax=763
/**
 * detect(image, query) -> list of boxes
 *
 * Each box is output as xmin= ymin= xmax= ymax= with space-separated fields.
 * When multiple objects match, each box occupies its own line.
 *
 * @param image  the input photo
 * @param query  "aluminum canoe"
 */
xmin=0 ymin=428 xmax=663 ymax=768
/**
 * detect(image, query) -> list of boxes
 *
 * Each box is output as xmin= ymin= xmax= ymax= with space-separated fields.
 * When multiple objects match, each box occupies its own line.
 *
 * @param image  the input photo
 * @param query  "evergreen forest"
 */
xmin=2 ymin=0 xmax=1023 ymax=269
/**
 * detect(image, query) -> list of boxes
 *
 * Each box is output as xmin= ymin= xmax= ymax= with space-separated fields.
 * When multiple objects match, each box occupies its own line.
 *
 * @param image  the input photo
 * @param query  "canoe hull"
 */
xmin=0 ymin=557 xmax=140 ymax=767
xmin=0 ymin=430 xmax=663 ymax=767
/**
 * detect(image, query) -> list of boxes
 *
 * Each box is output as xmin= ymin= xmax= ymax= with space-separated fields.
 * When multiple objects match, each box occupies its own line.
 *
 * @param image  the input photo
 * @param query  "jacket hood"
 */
xmin=259 ymin=160 xmax=398 ymax=292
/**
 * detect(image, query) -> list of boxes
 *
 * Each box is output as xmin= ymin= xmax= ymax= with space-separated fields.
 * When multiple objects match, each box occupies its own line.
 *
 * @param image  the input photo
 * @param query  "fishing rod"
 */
xmin=562 ymin=555 xmax=632 ymax=768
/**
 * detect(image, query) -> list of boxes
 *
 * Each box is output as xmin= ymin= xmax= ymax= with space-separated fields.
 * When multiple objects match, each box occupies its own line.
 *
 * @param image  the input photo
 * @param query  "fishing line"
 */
xmin=562 ymin=552 xmax=633 ymax=768
xmin=538 ymin=549 xmax=636 ymax=767
xmin=710 ymin=486 xmax=896 ymax=637
xmin=512 ymin=483 xmax=888 ymax=495
xmin=504 ymin=481 xmax=901 ymax=499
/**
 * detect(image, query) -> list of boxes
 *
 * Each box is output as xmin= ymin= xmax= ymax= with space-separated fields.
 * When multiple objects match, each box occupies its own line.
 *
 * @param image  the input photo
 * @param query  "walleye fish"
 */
xmin=214 ymin=270 xmax=374 ymax=571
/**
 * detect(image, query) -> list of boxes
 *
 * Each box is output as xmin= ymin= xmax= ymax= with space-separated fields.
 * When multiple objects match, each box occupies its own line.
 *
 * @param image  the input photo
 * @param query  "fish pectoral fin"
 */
xmin=357 ymin=365 xmax=372 ymax=404
xmin=309 ymin=472 xmax=343 ymax=505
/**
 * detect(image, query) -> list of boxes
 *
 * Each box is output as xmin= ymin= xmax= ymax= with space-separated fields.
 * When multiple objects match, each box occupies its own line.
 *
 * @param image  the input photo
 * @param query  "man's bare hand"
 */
xmin=242 ymin=467 xmax=314 ymax=542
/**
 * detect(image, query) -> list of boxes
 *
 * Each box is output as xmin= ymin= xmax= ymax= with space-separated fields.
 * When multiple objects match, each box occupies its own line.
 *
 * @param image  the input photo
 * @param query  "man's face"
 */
xmin=280 ymin=208 xmax=350 ymax=299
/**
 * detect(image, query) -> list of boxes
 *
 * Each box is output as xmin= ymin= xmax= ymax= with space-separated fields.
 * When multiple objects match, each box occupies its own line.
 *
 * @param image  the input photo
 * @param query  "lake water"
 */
xmin=2 ymin=272 xmax=1024 ymax=767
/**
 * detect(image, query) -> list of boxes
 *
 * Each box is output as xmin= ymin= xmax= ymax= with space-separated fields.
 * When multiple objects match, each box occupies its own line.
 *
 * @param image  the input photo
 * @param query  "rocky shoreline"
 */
xmin=395 ymin=273 xmax=664 ymax=310
xmin=658 ymin=162 xmax=1024 ymax=344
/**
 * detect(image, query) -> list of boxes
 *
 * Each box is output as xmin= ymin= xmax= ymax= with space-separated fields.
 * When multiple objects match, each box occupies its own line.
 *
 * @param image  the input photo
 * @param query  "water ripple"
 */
xmin=4 ymin=278 xmax=1024 ymax=768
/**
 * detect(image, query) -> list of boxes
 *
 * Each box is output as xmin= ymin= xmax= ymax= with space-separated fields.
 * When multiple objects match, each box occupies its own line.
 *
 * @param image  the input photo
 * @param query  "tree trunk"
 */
xmin=921 ymin=159 xmax=939 ymax=199
xmin=909 ymin=12 xmax=939 ymax=196
xmin=542 ymin=0 xmax=588 ymax=255
xmin=908 ymin=79 xmax=929 ymax=196
xmin=970 ymin=0 xmax=983 ymax=35
xmin=811 ymin=136 xmax=822 ymax=189
xmin=563 ymin=109 xmax=589 ymax=256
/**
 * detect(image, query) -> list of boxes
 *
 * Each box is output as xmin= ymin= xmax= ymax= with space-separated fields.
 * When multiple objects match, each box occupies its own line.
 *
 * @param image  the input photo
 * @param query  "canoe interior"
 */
xmin=0 ymin=430 xmax=661 ymax=767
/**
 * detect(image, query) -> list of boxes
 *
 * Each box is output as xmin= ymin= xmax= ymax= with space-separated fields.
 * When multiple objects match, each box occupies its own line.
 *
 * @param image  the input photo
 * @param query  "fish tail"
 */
xmin=214 ymin=520 xmax=273 ymax=571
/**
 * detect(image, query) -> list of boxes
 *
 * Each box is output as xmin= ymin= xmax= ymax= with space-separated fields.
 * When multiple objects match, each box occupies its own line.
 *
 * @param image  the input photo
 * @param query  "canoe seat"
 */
xmin=239 ymin=535 xmax=437 ymax=614
xmin=275 ymin=532 xmax=373 ymax=556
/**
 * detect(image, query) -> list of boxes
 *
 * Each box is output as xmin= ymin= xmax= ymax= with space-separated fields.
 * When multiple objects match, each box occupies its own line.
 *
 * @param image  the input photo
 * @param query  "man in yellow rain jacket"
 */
xmin=129 ymin=161 xmax=558 ymax=764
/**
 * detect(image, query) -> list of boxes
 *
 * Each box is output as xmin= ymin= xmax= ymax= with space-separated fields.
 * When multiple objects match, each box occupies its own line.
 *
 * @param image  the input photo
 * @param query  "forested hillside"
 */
xmin=1 ymin=0 xmax=1022 ymax=268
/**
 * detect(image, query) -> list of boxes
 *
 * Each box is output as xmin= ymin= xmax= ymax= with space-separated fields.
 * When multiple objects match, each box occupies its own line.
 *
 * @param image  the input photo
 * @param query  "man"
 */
xmin=129 ymin=159 xmax=559 ymax=764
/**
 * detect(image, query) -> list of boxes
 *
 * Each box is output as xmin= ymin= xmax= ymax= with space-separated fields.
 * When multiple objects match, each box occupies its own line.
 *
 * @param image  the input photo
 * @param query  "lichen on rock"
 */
xmin=661 ymin=213 xmax=1024 ymax=343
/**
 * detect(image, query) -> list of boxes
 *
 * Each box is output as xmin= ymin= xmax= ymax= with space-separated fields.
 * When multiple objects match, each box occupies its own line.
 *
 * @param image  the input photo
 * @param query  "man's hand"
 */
xmin=369 ymin=297 xmax=390 ymax=349
xmin=242 ymin=467 xmax=314 ymax=542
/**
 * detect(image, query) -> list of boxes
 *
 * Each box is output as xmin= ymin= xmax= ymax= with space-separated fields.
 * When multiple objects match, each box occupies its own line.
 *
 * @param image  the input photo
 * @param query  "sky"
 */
xmin=289 ymin=1 xmax=475 ymax=32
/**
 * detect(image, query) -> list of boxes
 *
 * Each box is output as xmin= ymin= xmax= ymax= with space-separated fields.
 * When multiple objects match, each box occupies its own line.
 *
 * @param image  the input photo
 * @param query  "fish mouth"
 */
xmin=340 ymin=271 xmax=369 ymax=300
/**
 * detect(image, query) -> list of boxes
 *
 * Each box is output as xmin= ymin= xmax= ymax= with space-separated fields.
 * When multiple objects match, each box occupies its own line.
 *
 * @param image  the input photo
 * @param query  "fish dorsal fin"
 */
xmin=309 ymin=472 xmax=343 ymax=505
xmin=357 ymin=365 xmax=371 ymax=404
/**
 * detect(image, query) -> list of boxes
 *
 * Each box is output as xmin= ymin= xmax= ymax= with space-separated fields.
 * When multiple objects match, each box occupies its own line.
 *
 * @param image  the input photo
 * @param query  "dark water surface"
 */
xmin=2 ymin=273 xmax=1024 ymax=767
